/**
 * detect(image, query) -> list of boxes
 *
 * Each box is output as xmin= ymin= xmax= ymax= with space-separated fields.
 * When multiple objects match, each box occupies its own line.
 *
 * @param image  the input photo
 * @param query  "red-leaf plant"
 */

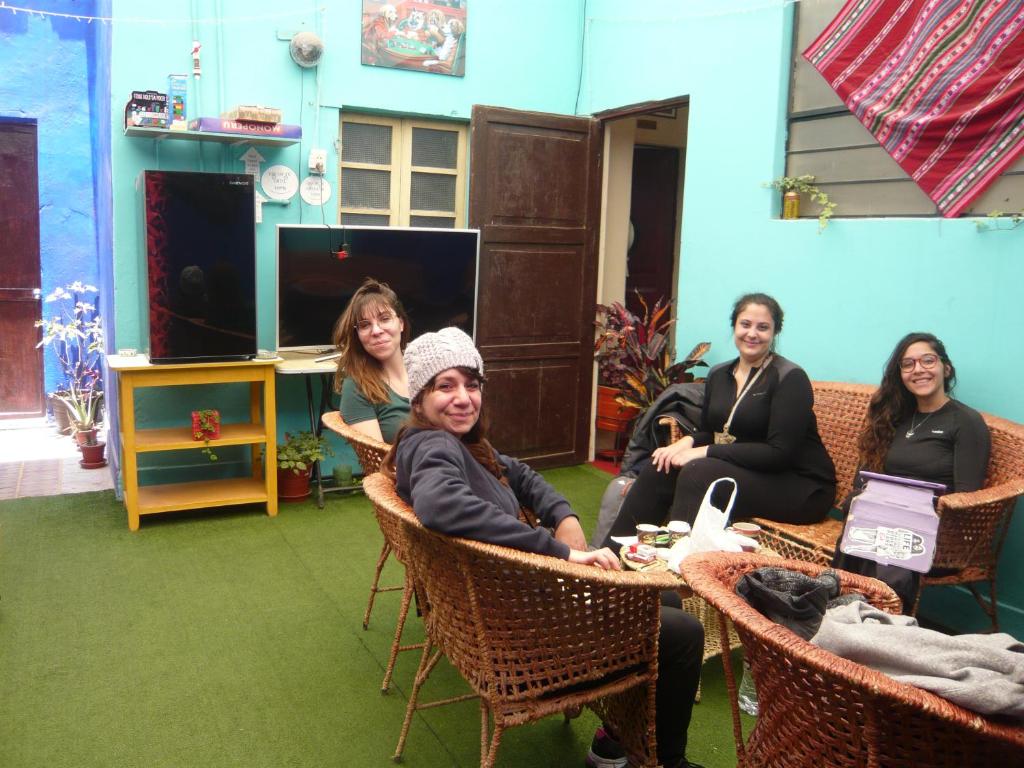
xmin=594 ymin=293 xmax=710 ymax=415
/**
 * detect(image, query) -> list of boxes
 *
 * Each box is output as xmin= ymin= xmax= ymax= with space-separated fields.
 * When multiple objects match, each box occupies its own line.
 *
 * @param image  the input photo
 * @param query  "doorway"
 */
xmin=627 ymin=144 xmax=681 ymax=317
xmin=593 ymin=100 xmax=688 ymax=458
xmin=0 ymin=120 xmax=44 ymax=418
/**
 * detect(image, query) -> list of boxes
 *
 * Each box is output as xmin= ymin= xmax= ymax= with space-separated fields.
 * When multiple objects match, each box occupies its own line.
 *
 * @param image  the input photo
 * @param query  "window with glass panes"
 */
xmin=339 ymin=115 xmax=467 ymax=227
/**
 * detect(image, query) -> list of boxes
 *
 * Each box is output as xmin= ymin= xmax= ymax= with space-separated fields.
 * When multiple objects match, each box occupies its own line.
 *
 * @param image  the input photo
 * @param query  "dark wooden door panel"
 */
xmin=476 ymin=244 xmax=587 ymax=345
xmin=470 ymin=106 xmax=602 ymax=468
xmin=0 ymin=121 xmax=44 ymax=417
xmin=485 ymin=359 xmax=579 ymax=462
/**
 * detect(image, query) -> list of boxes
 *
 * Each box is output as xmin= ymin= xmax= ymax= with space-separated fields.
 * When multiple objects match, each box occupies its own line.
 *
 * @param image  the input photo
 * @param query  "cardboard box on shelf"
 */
xmin=220 ymin=105 xmax=283 ymax=124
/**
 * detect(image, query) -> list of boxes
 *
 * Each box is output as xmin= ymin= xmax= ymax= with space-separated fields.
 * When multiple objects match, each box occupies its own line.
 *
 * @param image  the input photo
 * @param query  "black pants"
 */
xmin=656 ymin=591 xmax=704 ymax=765
xmin=604 ymin=457 xmax=835 ymax=546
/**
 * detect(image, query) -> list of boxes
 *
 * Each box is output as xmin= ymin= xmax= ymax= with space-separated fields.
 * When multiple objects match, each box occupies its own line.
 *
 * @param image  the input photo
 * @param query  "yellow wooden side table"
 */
xmin=107 ymin=355 xmax=278 ymax=531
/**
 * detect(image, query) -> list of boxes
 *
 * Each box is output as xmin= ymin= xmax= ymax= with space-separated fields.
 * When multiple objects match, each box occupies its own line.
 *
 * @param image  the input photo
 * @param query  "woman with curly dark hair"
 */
xmin=833 ymin=332 xmax=990 ymax=609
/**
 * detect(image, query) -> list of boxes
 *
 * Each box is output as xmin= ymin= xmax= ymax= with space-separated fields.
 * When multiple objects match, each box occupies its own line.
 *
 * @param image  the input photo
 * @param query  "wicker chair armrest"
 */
xmin=937 ymin=479 xmax=1024 ymax=512
xmin=657 ymin=416 xmax=683 ymax=444
xmin=452 ymin=534 xmax=684 ymax=591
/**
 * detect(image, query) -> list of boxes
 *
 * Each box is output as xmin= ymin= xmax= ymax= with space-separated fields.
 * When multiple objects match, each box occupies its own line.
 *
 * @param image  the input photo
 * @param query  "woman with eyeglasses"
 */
xmin=832 ymin=331 xmax=990 ymax=610
xmin=332 ymin=278 xmax=411 ymax=442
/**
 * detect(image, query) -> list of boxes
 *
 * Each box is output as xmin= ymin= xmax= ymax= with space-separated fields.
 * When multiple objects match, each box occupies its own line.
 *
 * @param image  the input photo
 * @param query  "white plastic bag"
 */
xmin=689 ymin=477 xmax=739 ymax=554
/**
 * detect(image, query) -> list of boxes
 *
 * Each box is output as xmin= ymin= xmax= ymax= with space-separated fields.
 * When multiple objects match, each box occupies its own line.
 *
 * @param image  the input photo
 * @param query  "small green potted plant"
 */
xmin=55 ymin=385 xmax=101 ymax=448
xmin=767 ymin=174 xmax=837 ymax=232
xmin=191 ymin=409 xmax=221 ymax=461
xmin=277 ymin=431 xmax=333 ymax=501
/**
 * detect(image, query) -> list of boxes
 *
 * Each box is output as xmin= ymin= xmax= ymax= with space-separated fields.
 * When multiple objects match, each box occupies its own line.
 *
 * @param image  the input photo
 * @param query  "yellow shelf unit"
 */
xmin=107 ymin=356 xmax=278 ymax=531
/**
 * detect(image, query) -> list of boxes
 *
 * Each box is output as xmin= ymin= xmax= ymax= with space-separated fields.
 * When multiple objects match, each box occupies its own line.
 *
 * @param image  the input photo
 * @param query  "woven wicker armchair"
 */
xmin=363 ymin=472 xmax=681 ymax=768
xmin=680 ymin=552 xmax=1024 ymax=767
xmin=667 ymin=381 xmax=1024 ymax=629
xmin=321 ymin=411 xmax=416 ymax=691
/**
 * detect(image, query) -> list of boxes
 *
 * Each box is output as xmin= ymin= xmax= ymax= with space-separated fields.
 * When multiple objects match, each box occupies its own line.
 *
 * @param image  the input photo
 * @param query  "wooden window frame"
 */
xmin=339 ymin=113 xmax=468 ymax=227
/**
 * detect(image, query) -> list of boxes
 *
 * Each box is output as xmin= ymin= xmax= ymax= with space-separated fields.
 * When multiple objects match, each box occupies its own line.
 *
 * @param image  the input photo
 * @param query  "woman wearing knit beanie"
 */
xmin=383 ymin=327 xmax=705 ymax=768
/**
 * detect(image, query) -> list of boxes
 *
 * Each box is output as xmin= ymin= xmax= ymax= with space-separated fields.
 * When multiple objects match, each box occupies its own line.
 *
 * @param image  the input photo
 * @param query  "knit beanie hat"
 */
xmin=404 ymin=327 xmax=484 ymax=401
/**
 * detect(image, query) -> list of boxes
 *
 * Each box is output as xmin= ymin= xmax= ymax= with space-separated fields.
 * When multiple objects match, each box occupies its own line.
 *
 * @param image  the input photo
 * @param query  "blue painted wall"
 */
xmin=0 ymin=0 xmax=108 ymax=395
xmin=581 ymin=0 xmax=1024 ymax=635
xmin=109 ymin=0 xmax=585 ymax=478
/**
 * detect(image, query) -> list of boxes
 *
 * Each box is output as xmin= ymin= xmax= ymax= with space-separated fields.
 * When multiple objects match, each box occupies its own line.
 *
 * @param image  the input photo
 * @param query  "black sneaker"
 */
xmin=585 ymin=726 xmax=627 ymax=768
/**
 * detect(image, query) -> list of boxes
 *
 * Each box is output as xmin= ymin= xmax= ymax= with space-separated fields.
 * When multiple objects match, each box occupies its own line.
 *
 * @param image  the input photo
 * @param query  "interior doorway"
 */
xmin=592 ymin=99 xmax=688 ymax=459
xmin=627 ymin=144 xmax=681 ymax=317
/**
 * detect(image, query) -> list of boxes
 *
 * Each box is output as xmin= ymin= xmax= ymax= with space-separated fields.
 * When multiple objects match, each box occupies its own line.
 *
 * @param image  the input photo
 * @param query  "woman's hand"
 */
xmin=651 ymin=435 xmax=698 ymax=472
xmin=568 ymin=547 xmax=621 ymax=570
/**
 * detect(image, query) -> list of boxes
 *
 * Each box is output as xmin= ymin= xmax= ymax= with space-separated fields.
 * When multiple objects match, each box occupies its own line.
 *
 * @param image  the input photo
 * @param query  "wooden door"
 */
xmin=469 ymin=106 xmax=602 ymax=468
xmin=626 ymin=145 xmax=679 ymax=317
xmin=0 ymin=121 xmax=44 ymax=418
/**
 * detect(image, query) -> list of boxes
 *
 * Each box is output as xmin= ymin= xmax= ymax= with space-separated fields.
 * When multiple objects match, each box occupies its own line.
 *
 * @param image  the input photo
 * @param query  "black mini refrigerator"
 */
xmin=141 ymin=170 xmax=257 ymax=363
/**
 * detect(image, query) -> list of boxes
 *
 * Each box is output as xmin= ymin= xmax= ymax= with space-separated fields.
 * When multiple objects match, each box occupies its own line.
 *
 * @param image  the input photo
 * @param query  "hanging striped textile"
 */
xmin=805 ymin=0 xmax=1024 ymax=218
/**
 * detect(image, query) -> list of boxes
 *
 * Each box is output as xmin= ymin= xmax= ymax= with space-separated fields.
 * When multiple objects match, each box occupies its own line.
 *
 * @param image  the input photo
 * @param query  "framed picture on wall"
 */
xmin=361 ymin=1 xmax=467 ymax=77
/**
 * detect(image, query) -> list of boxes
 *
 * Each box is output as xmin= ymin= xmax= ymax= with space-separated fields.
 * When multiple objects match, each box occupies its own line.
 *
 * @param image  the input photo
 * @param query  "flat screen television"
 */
xmin=276 ymin=225 xmax=479 ymax=352
xmin=141 ymin=170 xmax=258 ymax=364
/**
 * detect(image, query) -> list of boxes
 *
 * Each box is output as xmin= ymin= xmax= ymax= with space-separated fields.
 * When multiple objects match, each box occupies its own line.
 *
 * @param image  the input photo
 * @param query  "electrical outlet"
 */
xmin=309 ymin=148 xmax=327 ymax=175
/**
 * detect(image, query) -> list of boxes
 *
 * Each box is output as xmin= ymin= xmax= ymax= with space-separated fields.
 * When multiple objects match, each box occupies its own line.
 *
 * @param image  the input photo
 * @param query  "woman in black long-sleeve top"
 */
xmin=832 ymin=331 xmax=990 ymax=610
xmin=605 ymin=293 xmax=836 ymax=543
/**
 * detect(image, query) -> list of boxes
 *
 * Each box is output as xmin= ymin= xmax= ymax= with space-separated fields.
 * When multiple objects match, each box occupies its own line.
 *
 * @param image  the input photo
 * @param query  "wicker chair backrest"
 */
xmin=681 ymin=552 xmax=1024 ymax=767
xmin=321 ymin=411 xmax=389 ymax=474
xmin=809 ymin=381 xmax=874 ymax=505
xmin=362 ymin=472 xmax=669 ymax=765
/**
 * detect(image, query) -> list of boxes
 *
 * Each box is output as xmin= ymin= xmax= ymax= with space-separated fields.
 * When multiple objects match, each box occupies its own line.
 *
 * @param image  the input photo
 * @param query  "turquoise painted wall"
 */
xmin=0 ymin=1 xmax=107 ymax=395
xmin=581 ymin=0 xmax=1024 ymax=635
xmin=109 ymin=0 xmax=584 ymax=477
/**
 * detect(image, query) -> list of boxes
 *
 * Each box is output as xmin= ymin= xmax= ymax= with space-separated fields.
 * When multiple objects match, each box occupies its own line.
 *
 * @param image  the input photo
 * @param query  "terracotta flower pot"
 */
xmin=49 ymin=394 xmax=73 ymax=435
xmin=595 ymin=385 xmax=640 ymax=432
xmin=80 ymin=441 xmax=107 ymax=469
xmin=75 ymin=428 xmax=99 ymax=449
xmin=277 ymin=466 xmax=312 ymax=501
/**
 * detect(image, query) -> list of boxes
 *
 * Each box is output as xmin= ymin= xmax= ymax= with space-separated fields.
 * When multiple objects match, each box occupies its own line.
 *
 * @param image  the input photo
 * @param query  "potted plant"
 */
xmin=191 ymin=409 xmax=221 ymax=461
xmin=767 ymin=174 xmax=837 ymax=232
xmin=36 ymin=281 xmax=104 ymax=434
xmin=277 ymin=431 xmax=333 ymax=501
xmin=594 ymin=294 xmax=711 ymax=426
xmin=54 ymin=385 xmax=101 ymax=448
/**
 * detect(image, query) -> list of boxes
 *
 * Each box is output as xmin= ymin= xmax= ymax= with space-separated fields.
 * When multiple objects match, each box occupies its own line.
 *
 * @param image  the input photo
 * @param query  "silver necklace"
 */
xmin=906 ymin=411 xmax=935 ymax=438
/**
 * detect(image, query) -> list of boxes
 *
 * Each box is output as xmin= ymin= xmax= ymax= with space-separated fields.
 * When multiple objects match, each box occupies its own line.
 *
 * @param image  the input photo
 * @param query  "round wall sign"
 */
xmin=300 ymin=176 xmax=332 ymax=206
xmin=261 ymin=165 xmax=299 ymax=201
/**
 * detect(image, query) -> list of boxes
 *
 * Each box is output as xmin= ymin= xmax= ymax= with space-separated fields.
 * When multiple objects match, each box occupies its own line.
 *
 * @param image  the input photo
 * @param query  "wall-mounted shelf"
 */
xmin=124 ymin=126 xmax=299 ymax=147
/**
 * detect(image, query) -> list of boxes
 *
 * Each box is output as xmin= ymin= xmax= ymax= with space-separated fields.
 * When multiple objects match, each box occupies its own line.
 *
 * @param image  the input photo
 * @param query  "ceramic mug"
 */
xmin=636 ymin=524 xmax=659 ymax=546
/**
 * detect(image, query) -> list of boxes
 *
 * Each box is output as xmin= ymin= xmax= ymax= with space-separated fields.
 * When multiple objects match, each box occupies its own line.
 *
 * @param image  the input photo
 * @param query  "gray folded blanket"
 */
xmin=811 ymin=600 xmax=1024 ymax=719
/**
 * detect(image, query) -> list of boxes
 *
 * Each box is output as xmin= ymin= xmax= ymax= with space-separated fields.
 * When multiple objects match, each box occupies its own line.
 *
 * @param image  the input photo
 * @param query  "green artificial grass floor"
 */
xmin=0 ymin=465 xmax=750 ymax=768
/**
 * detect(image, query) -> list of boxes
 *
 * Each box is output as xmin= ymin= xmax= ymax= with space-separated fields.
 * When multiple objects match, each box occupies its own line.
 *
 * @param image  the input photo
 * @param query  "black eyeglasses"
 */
xmin=899 ymin=354 xmax=939 ymax=372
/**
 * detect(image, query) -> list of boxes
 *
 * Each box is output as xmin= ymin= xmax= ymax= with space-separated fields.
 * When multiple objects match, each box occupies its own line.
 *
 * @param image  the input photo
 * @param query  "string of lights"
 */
xmin=0 ymin=2 xmax=322 ymax=25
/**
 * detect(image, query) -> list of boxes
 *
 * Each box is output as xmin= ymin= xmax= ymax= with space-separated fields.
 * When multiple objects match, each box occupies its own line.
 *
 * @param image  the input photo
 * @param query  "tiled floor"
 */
xmin=0 ymin=418 xmax=114 ymax=500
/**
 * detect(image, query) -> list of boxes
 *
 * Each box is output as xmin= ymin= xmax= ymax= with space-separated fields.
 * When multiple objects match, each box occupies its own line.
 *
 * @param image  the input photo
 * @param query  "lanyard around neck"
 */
xmin=722 ymin=355 xmax=773 ymax=436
